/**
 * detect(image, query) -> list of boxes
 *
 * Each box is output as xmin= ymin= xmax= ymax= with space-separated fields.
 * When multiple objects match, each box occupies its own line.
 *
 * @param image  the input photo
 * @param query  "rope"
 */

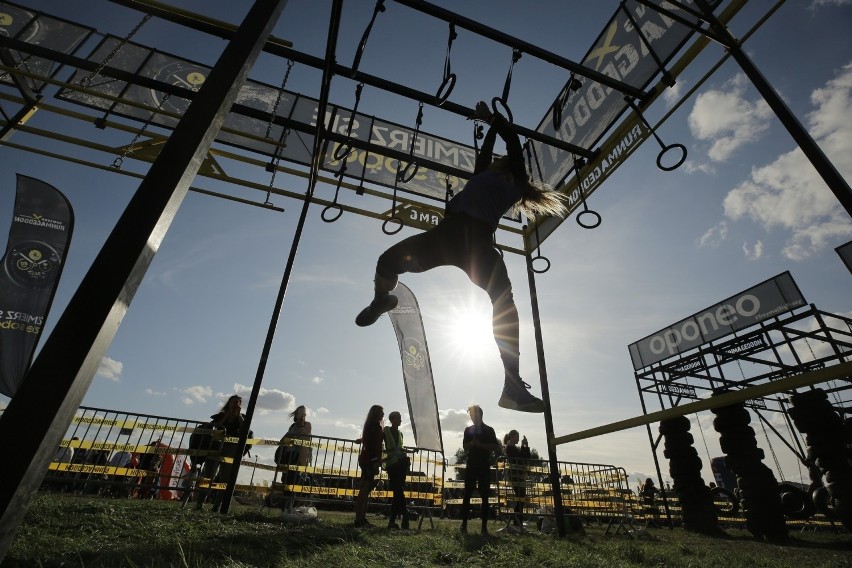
xmin=435 ymin=23 xmax=457 ymax=105
xmin=492 ymin=49 xmax=522 ymax=123
xmin=396 ymin=101 xmax=423 ymax=183
xmin=351 ymin=0 xmax=386 ymax=77
xmin=758 ymin=415 xmax=785 ymax=481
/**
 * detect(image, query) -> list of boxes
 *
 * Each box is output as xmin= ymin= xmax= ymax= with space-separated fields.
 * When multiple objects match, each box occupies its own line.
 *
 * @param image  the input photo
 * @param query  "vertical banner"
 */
xmin=0 ymin=174 xmax=74 ymax=397
xmin=388 ymin=283 xmax=443 ymax=453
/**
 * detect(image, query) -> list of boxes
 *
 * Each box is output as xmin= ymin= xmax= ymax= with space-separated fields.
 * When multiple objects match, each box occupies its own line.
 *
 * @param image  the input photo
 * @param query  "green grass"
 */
xmin=2 ymin=494 xmax=851 ymax=567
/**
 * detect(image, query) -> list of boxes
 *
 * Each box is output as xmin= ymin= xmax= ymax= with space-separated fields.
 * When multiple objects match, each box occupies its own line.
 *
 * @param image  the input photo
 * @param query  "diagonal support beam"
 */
xmin=552 ymin=362 xmax=852 ymax=446
xmin=0 ymin=0 xmax=288 ymax=560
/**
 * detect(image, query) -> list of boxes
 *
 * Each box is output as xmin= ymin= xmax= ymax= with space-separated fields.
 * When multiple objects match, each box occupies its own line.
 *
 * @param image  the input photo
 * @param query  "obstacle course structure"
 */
xmin=1 ymin=0 xmax=851 ymax=553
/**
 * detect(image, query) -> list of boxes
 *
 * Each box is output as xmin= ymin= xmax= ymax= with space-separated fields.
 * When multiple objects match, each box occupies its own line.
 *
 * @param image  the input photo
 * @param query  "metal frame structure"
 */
xmin=1 ymin=0 xmax=851 ymax=555
xmin=633 ymin=305 xmax=852 ymax=498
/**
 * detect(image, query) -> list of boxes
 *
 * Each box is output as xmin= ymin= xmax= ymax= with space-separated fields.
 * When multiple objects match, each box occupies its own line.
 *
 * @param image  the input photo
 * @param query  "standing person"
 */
xmin=640 ymin=477 xmax=660 ymax=527
xmin=195 ymin=395 xmax=246 ymax=512
xmin=355 ymin=101 xmax=566 ymax=414
xmin=503 ymin=430 xmax=531 ymax=530
xmin=354 ymin=404 xmax=384 ymax=527
xmin=460 ymin=405 xmax=502 ymax=535
xmin=383 ymin=410 xmax=411 ymax=529
xmin=277 ymin=405 xmax=312 ymax=488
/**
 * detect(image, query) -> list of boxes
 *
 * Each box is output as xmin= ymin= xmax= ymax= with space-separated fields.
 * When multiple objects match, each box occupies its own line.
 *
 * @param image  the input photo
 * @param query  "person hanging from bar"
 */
xmin=355 ymin=101 xmax=566 ymax=413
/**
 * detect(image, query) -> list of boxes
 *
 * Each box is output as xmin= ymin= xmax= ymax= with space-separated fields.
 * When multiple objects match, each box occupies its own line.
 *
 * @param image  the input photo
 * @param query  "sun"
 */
xmin=444 ymin=303 xmax=496 ymax=362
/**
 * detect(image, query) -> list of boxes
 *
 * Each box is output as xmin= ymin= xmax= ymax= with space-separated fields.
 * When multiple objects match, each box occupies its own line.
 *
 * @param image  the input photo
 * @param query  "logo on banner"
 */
xmin=403 ymin=339 xmax=426 ymax=371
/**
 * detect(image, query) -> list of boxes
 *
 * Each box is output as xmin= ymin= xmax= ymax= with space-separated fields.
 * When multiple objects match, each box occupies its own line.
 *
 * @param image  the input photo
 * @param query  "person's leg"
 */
xmin=356 ymin=217 xmax=461 ymax=326
xmin=195 ymin=459 xmax=220 ymax=509
xmin=387 ymin=467 xmax=402 ymax=527
xmin=478 ymin=470 xmax=491 ymax=535
xmin=460 ymin=467 xmax=475 ymax=532
xmin=461 ymin=223 xmax=544 ymax=413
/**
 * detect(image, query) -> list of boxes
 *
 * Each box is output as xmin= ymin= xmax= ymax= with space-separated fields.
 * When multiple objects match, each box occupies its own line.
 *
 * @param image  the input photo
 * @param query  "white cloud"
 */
xmin=662 ymin=80 xmax=683 ymax=108
xmin=742 ymin=239 xmax=764 ymax=260
xmin=688 ymin=74 xmax=773 ymax=161
xmin=229 ymin=383 xmax=296 ymax=415
xmin=439 ymin=408 xmax=471 ymax=433
xmin=809 ymin=0 xmax=852 ymax=8
xmin=144 ymin=388 xmax=166 ymax=396
xmin=179 ymin=385 xmax=212 ymax=405
xmin=315 ymin=406 xmax=330 ymax=414
xmin=698 ymin=221 xmax=728 ymax=248
xmin=96 ymin=357 xmax=123 ymax=382
xmin=722 ymin=62 xmax=852 ymax=260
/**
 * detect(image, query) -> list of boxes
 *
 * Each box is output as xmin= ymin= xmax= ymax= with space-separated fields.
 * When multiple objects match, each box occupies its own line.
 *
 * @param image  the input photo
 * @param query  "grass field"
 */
xmin=2 ymin=494 xmax=851 ymax=567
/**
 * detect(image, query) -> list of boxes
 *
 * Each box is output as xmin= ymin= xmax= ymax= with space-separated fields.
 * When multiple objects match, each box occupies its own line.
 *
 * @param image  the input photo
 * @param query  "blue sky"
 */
xmin=1 ymin=0 xmax=851 ymax=488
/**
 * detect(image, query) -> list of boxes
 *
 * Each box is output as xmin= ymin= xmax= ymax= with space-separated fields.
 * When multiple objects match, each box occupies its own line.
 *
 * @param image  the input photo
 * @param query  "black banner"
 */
xmin=0 ymin=174 xmax=74 ymax=397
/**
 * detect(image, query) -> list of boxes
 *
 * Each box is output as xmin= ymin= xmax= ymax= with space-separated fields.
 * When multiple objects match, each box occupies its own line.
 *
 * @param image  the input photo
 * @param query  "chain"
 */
xmin=0 ymin=53 xmax=33 ymax=83
xmin=265 ymin=126 xmax=291 ymax=205
xmin=111 ymin=93 xmax=170 ymax=169
xmin=264 ymin=59 xmax=294 ymax=140
xmin=81 ymin=14 xmax=152 ymax=87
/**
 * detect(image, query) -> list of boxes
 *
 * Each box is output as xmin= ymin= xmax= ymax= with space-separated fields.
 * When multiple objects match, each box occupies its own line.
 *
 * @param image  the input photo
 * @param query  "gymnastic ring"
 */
xmin=656 ymin=143 xmax=687 ymax=171
xmin=321 ymin=203 xmax=343 ymax=223
xmin=491 ymin=97 xmax=513 ymax=124
xmin=435 ymin=73 xmax=456 ymax=106
xmin=530 ymin=255 xmax=551 ymax=274
xmin=396 ymin=161 xmax=420 ymax=184
xmin=576 ymin=209 xmax=601 ymax=229
xmin=382 ymin=216 xmax=403 ymax=235
xmin=333 ymin=142 xmax=353 ymax=162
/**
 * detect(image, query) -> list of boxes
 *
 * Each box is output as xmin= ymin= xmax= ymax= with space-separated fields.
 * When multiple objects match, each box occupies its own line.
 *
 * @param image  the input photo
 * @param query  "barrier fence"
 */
xmin=12 ymin=405 xmax=841 ymax=530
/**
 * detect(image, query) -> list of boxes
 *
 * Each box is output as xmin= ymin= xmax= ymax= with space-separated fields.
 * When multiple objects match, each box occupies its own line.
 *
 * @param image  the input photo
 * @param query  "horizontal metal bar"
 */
xmin=552 ymin=361 xmax=852 ymax=446
xmin=393 ymin=0 xmax=649 ymax=100
xmin=103 ymin=1 xmax=597 ymax=158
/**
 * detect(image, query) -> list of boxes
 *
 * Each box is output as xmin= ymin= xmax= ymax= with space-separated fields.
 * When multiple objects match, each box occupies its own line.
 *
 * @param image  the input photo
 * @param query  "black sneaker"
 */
xmin=498 ymin=377 xmax=545 ymax=413
xmin=355 ymin=294 xmax=398 ymax=327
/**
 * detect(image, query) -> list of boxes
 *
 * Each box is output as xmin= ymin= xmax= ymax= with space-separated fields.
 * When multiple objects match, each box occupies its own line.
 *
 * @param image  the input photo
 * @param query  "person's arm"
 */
xmin=471 ymin=101 xmax=526 ymax=179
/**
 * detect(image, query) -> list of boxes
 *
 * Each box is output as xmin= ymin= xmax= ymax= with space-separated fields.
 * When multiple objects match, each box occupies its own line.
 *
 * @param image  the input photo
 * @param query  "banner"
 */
xmin=55 ymin=36 xmax=478 ymax=204
xmin=532 ymin=0 xmax=723 ymax=188
xmin=388 ymin=283 xmax=442 ymax=453
xmin=628 ymin=272 xmax=806 ymax=371
xmin=0 ymin=174 xmax=74 ymax=397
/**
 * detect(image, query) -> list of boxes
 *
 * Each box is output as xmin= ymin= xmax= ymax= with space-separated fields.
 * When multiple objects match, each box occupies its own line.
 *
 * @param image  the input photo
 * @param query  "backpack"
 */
xmin=188 ymin=422 xmax=223 ymax=467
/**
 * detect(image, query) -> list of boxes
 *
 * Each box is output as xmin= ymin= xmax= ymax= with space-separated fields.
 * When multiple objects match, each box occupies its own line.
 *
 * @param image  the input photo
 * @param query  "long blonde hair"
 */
xmin=490 ymin=157 xmax=567 ymax=220
xmin=514 ymin=178 xmax=568 ymax=220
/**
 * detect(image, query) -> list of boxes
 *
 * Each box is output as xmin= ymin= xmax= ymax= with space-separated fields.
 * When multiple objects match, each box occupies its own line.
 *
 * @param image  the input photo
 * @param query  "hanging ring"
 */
xmin=656 ymin=142 xmax=687 ymax=172
xmin=382 ymin=216 xmax=403 ymax=235
xmin=396 ymin=161 xmax=420 ymax=184
xmin=321 ymin=203 xmax=344 ymax=223
xmin=577 ymin=208 xmax=602 ymax=229
xmin=530 ymin=255 xmax=551 ymax=274
xmin=333 ymin=143 xmax=353 ymax=162
xmin=435 ymin=73 xmax=456 ymax=106
xmin=491 ymin=97 xmax=513 ymax=124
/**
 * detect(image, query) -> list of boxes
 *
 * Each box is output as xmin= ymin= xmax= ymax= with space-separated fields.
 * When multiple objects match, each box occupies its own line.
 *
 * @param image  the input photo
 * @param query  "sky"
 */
xmin=1 ymin=0 xmax=851 ymax=490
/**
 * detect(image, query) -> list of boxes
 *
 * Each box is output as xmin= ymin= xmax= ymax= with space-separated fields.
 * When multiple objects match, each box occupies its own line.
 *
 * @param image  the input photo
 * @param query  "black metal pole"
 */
xmin=695 ymin=0 xmax=852 ymax=219
xmin=633 ymin=372 xmax=673 ymax=528
xmin=524 ymin=251 xmax=568 ymax=537
xmin=218 ymin=0 xmax=343 ymax=515
xmin=0 ymin=0 xmax=287 ymax=560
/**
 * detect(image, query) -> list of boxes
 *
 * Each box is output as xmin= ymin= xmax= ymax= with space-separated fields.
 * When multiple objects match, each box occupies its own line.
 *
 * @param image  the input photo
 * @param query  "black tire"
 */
xmin=791 ymin=389 xmax=828 ymax=406
xmin=663 ymin=446 xmax=699 ymax=460
xmin=709 ymin=486 xmax=740 ymax=516
xmin=720 ymin=436 xmax=760 ymax=455
xmin=659 ymin=416 xmax=692 ymax=435
xmin=662 ymin=431 xmax=695 ymax=448
xmin=778 ymin=483 xmax=816 ymax=520
xmin=811 ymin=485 xmax=836 ymax=520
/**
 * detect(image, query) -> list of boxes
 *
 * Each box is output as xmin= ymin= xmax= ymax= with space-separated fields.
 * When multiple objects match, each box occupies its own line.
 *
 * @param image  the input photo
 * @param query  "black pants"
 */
xmin=461 ymin=466 xmax=491 ymax=529
xmin=386 ymin=459 xmax=409 ymax=524
xmin=376 ymin=212 xmax=519 ymax=378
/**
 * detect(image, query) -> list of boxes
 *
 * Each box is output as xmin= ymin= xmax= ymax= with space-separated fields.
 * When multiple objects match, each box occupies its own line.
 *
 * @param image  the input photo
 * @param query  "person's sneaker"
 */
xmin=498 ymin=377 xmax=545 ymax=413
xmin=355 ymin=294 xmax=398 ymax=327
